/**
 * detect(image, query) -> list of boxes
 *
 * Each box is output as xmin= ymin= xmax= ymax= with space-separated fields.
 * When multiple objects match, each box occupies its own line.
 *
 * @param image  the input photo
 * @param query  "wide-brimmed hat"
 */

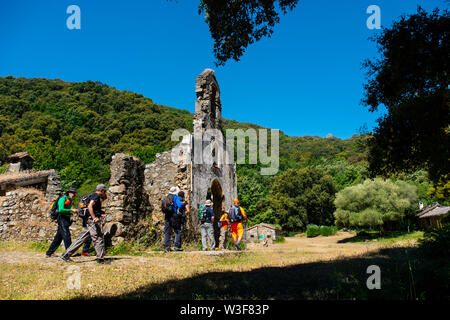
xmin=205 ymin=199 xmax=213 ymax=207
xmin=169 ymin=186 xmax=179 ymax=195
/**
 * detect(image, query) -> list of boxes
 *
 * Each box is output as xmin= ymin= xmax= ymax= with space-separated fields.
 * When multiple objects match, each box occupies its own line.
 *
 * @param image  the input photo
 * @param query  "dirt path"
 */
xmin=0 ymin=232 xmax=384 ymax=268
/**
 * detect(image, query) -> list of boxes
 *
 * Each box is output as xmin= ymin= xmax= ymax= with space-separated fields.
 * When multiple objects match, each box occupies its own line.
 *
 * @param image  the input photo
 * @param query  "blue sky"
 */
xmin=0 ymin=0 xmax=447 ymax=139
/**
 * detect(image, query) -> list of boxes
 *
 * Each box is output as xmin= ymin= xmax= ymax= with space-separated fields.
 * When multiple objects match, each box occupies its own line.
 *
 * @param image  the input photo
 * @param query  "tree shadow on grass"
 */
xmin=82 ymin=246 xmax=448 ymax=300
xmin=337 ymin=230 xmax=415 ymax=243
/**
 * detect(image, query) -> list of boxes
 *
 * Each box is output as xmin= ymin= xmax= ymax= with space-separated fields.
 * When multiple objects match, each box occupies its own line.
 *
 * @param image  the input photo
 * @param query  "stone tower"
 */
xmin=144 ymin=68 xmax=237 ymax=239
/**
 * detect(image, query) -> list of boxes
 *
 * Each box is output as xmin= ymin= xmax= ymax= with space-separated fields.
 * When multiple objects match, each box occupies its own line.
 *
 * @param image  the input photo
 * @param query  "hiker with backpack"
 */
xmin=218 ymin=210 xmax=231 ymax=250
xmin=80 ymin=193 xmax=107 ymax=257
xmin=228 ymin=198 xmax=247 ymax=251
xmin=162 ymin=187 xmax=189 ymax=252
xmin=61 ymin=184 xmax=109 ymax=264
xmin=199 ymin=199 xmax=216 ymax=251
xmin=45 ymin=188 xmax=78 ymax=257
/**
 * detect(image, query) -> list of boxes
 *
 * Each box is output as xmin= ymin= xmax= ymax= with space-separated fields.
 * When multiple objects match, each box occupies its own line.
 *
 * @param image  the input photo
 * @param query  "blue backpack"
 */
xmin=228 ymin=206 xmax=242 ymax=223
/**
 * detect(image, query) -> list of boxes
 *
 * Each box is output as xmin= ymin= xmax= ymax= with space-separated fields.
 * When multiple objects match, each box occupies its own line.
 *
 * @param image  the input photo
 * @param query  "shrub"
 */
xmin=306 ymin=224 xmax=320 ymax=238
xmin=334 ymin=178 xmax=418 ymax=229
xmin=319 ymin=225 xmax=338 ymax=236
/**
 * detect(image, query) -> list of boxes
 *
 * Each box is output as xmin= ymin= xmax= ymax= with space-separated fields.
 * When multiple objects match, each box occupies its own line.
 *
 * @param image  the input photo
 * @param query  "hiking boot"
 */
xmin=173 ymin=247 xmax=183 ymax=251
xmin=96 ymin=259 xmax=111 ymax=265
xmin=164 ymin=248 xmax=171 ymax=253
xmin=81 ymin=252 xmax=90 ymax=257
xmin=235 ymin=244 xmax=241 ymax=251
xmin=60 ymin=255 xmax=73 ymax=263
xmin=73 ymin=253 xmax=81 ymax=257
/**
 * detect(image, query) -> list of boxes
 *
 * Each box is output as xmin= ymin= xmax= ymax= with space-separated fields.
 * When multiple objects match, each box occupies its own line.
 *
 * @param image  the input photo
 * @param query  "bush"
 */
xmin=419 ymin=225 xmax=450 ymax=258
xmin=319 ymin=225 xmax=338 ymax=236
xmin=306 ymin=224 xmax=320 ymax=238
xmin=307 ymin=224 xmax=338 ymax=237
xmin=334 ymin=178 xmax=418 ymax=230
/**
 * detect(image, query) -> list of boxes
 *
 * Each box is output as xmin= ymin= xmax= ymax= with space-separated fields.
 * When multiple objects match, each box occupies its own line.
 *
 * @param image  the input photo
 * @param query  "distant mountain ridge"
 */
xmin=0 ymin=76 xmax=368 ymax=189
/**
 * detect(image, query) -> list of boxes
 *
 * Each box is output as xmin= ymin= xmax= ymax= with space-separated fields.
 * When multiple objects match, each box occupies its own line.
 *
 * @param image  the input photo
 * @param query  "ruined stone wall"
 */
xmin=144 ymin=136 xmax=191 ymax=234
xmin=0 ymin=189 xmax=82 ymax=241
xmin=104 ymin=153 xmax=153 ymax=244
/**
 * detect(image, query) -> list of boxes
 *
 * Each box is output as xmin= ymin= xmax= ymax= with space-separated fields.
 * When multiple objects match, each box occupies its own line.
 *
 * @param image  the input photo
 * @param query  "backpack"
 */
xmin=49 ymin=196 xmax=62 ymax=221
xmin=228 ymin=206 xmax=242 ymax=223
xmin=161 ymin=194 xmax=175 ymax=219
xmin=198 ymin=205 xmax=207 ymax=223
xmin=77 ymin=193 xmax=94 ymax=218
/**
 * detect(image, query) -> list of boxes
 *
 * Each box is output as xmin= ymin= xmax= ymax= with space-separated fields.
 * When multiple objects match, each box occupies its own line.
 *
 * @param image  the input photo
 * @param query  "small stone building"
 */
xmin=416 ymin=203 xmax=450 ymax=229
xmin=7 ymin=152 xmax=35 ymax=173
xmin=247 ymin=223 xmax=281 ymax=244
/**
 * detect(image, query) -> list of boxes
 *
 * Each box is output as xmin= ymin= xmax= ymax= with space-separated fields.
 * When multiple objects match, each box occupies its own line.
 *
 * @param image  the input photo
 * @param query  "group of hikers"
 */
xmin=46 ymin=184 xmax=247 ymax=263
xmin=162 ymin=186 xmax=247 ymax=252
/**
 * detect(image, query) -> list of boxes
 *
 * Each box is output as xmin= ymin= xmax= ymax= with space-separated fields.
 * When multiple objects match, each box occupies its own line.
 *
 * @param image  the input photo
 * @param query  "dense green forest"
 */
xmin=0 ymin=76 xmax=444 ymax=231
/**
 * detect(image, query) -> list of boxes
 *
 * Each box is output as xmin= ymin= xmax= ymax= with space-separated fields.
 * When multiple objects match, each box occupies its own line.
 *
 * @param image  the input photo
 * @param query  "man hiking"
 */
xmin=228 ymin=198 xmax=247 ymax=251
xmin=46 ymin=188 xmax=78 ymax=257
xmin=218 ymin=210 xmax=230 ymax=250
xmin=61 ymin=184 xmax=108 ymax=264
xmin=163 ymin=187 xmax=189 ymax=252
xmin=200 ymin=199 xmax=215 ymax=251
xmin=80 ymin=193 xmax=107 ymax=256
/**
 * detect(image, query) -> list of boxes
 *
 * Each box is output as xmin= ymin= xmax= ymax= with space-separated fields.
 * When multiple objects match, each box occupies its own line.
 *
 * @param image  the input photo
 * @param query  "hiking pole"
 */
xmin=244 ymin=223 xmax=247 ymax=250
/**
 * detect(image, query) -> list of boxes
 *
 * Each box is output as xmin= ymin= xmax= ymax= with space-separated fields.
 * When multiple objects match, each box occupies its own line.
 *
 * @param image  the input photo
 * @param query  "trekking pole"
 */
xmin=244 ymin=222 xmax=247 ymax=250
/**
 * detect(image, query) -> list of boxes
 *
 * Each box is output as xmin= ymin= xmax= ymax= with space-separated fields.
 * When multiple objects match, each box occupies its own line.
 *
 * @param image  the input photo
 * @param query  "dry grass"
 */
xmin=1 ymin=232 xmax=437 ymax=300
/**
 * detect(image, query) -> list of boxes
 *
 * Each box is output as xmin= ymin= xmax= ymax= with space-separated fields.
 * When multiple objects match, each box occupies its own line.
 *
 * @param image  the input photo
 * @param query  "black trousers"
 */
xmin=164 ymin=219 xmax=183 ymax=250
xmin=46 ymin=215 xmax=72 ymax=255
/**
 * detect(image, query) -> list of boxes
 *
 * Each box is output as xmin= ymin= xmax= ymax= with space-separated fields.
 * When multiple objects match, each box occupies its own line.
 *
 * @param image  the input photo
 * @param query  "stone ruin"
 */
xmin=144 ymin=69 xmax=237 ymax=241
xmin=103 ymin=153 xmax=153 ymax=245
xmin=0 ymin=69 xmax=237 ymax=246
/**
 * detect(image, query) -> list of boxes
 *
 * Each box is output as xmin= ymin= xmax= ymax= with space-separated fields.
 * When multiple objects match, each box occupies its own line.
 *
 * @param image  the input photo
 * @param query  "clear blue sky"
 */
xmin=0 ymin=0 xmax=447 ymax=139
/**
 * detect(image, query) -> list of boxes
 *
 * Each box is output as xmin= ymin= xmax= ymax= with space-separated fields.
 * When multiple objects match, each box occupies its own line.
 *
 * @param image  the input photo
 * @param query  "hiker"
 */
xmin=46 ymin=188 xmax=78 ymax=257
xmin=80 ymin=193 xmax=107 ymax=256
xmin=61 ymin=184 xmax=108 ymax=264
xmin=218 ymin=211 xmax=230 ymax=250
xmin=228 ymin=198 xmax=247 ymax=251
xmin=163 ymin=187 xmax=189 ymax=252
xmin=200 ymin=199 xmax=215 ymax=251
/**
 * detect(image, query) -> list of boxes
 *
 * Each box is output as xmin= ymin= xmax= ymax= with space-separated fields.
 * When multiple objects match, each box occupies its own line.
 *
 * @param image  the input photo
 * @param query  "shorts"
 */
xmin=230 ymin=222 xmax=244 ymax=238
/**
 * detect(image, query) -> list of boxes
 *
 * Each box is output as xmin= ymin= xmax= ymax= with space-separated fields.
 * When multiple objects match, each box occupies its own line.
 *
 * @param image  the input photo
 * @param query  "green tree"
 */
xmin=267 ymin=167 xmax=336 ymax=232
xmin=334 ymin=178 xmax=418 ymax=230
xmin=362 ymin=8 xmax=449 ymax=183
xmin=198 ymin=0 xmax=299 ymax=66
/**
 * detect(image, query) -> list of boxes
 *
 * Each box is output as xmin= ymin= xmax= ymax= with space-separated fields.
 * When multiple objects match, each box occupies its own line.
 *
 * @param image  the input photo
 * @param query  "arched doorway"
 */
xmin=207 ymin=179 xmax=224 ymax=247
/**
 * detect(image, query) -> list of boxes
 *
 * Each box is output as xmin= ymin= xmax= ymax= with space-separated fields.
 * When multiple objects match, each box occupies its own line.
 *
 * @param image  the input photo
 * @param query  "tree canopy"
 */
xmin=362 ymin=7 xmax=449 ymax=183
xmin=198 ymin=0 xmax=299 ymax=66
xmin=334 ymin=178 xmax=418 ymax=230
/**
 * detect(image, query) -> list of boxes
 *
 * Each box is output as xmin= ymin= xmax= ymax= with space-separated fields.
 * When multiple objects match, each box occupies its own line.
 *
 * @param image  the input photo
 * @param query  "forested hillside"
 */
xmin=0 ymin=76 xmax=439 ymax=229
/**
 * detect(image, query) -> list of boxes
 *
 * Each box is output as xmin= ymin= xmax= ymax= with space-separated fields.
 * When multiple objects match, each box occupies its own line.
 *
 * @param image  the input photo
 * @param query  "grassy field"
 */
xmin=0 ymin=231 xmax=448 ymax=300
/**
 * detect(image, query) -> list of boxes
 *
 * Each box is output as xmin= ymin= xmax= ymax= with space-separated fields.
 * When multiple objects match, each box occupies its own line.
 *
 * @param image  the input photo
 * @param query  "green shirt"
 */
xmin=58 ymin=195 xmax=73 ymax=217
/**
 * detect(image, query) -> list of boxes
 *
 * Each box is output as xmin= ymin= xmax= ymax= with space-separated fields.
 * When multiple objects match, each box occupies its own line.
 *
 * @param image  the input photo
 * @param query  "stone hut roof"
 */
xmin=0 ymin=170 xmax=56 ymax=186
xmin=416 ymin=203 xmax=450 ymax=219
xmin=7 ymin=152 xmax=35 ymax=162
xmin=247 ymin=223 xmax=281 ymax=231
